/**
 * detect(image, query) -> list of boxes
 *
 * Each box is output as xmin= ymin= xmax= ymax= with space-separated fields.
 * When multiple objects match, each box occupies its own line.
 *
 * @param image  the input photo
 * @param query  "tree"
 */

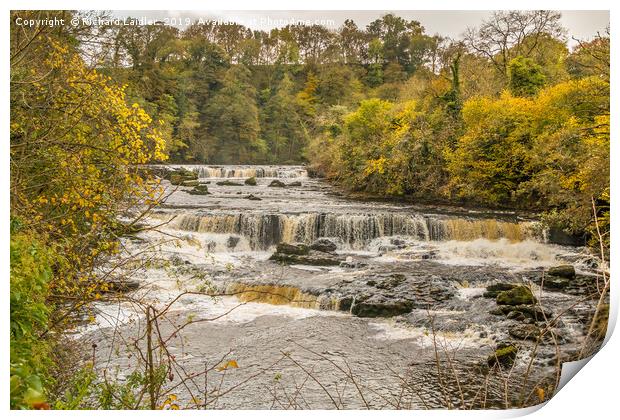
xmin=566 ymin=29 xmax=610 ymax=81
xmin=262 ymin=73 xmax=305 ymax=162
xmin=366 ymin=14 xmax=424 ymax=69
xmin=10 ymin=12 xmax=168 ymax=407
xmin=508 ymin=56 xmax=546 ymax=96
xmin=203 ymin=65 xmax=264 ymax=163
xmin=446 ymin=93 xmax=535 ymax=204
xmin=339 ymin=19 xmax=367 ymax=64
xmin=465 ymin=11 xmax=565 ymax=77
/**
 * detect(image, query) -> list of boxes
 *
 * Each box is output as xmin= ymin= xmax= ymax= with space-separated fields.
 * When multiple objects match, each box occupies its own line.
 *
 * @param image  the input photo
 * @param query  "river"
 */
xmin=75 ymin=165 xmax=605 ymax=409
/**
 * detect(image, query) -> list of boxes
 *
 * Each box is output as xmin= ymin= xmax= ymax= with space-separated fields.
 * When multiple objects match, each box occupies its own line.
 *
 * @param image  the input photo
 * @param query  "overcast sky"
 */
xmin=111 ymin=10 xmax=609 ymax=47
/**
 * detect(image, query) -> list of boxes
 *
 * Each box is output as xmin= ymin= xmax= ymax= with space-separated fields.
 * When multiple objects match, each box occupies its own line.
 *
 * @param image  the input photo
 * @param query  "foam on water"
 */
xmin=371 ymin=237 xmax=585 ymax=270
xmin=369 ymin=320 xmax=493 ymax=349
xmin=155 ymin=164 xmax=308 ymax=179
xmin=75 ymin=293 xmax=343 ymax=338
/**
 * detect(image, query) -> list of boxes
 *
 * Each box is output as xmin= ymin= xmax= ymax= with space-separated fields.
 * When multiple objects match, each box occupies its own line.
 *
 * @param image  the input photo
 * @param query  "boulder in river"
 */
xmin=350 ymin=296 xmax=413 ymax=317
xmin=496 ymin=286 xmax=537 ymax=305
xmin=487 ymin=343 xmax=518 ymax=368
xmin=226 ymin=236 xmax=241 ymax=249
xmin=245 ymin=194 xmax=261 ymax=201
xmin=287 ymin=181 xmax=302 ymax=187
xmin=169 ymin=168 xmax=198 ymax=185
xmin=543 ymin=276 xmax=570 ymax=290
xmin=270 ymin=251 xmax=342 ymax=266
xmin=187 ymin=184 xmax=210 ymax=195
xmin=244 ymin=177 xmax=257 ymax=186
xmin=268 ymin=180 xmax=286 ymax=187
xmin=547 ymin=265 xmax=575 ymax=279
xmin=276 ymin=243 xmax=309 ymax=255
xmin=492 ymin=304 xmax=552 ymax=322
xmin=310 ymin=238 xmax=337 ymax=253
xmin=483 ymin=282 xmax=517 ymax=298
xmin=216 ymin=180 xmax=243 ymax=186
xmin=269 ymin=242 xmax=342 ymax=266
xmin=509 ymin=324 xmax=541 ymax=341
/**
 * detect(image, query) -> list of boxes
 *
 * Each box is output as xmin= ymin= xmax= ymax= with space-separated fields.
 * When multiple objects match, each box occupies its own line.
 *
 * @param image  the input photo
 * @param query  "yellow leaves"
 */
xmin=159 ymin=394 xmax=179 ymax=410
xmin=12 ymin=34 xmax=171 ymax=302
xmin=364 ymin=157 xmax=387 ymax=176
xmin=216 ymin=360 xmax=239 ymax=371
xmin=536 ymin=387 xmax=545 ymax=403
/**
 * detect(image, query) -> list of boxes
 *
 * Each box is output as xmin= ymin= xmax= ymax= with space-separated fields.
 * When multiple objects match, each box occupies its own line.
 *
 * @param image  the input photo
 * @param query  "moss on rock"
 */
xmin=487 ymin=344 xmax=518 ymax=368
xmin=496 ymin=286 xmax=537 ymax=305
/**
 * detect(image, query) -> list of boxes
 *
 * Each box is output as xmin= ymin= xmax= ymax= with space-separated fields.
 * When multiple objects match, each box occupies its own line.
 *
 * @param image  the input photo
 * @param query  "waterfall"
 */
xmin=225 ymin=283 xmax=335 ymax=309
xmin=153 ymin=164 xmax=308 ymax=179
xmin=161 ymin=212 xmax=542 ymax=250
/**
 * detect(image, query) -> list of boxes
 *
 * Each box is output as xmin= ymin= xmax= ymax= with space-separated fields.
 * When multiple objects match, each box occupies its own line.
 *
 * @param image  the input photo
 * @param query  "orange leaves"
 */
xmin=216 ymin=359 xmax=239 ymax=371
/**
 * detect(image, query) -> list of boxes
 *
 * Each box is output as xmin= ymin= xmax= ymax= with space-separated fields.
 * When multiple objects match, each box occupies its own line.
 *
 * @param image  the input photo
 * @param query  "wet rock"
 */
xmin=106 ymin=279 xmax=141 ymax=292
xmin=270 ymin=243 xmax=343 ymax=266
xmin=489 ymin=307 xmax=506 ymax=316
xmin=487 ymin=343 xmax=518 ymax=368
xmin=244 ymin=177 xmax=257 ymax=186
xmin=216 ymin=180 xmax=243 ymax=186
xmin=269 ymin=250 xmax=342 ymax=266
xmin=276 ymin=243 xmax=309 ymax=255
xmin=339 ymin=258 xmax=368 ymax=268
xmin=390 ymin=238 xmax=406 ymax=247
xmin=543 ymin=276 xmax=570 ymax=290
xmin=351 ymin=296 xmax=413 ymax=318
xmin=509 ymin=324 xmax=541 ymax=341
xmin=507 ymin=311 xmax=527 ymax=321
xmin=187 ymin=185 xmax=210 ymax=195
xmin=378 ymin=238 xmax=409 ymax=253
xmin=491 ymin=304 xmax=552 ymax=321
xmin=547 ymin=227 xmax=585 ymax=246
xmin=310 ymin=238 xmax=337 ymax=253
xmin=567 ymin=274 xmax=603 ymax=296
xmin=226 ymin=236 xmax=241 ymax=249
xmin=245 ymin=194 xmax=261 ymax=201
xmin=496 ymin=286 xmax=537 ymax=305
xmin=268 ymin=180 xmax=286 ymax=187
xmin=548 ymin=265 xmax=575 ymax=279
xmin=181 ymin=179 xmax=200 ymax=187
xmin=169 ymin=169 xmax=198 ymax=185
xmin=376 ymin=274 xmax=406 ymax=290
xmin=287 ymin=181 xmax=302 ymax=187
xmin=483 ymin=282 xmax=516 ymax=298
xmin=337 ymin=296 xmax=354 ymax=311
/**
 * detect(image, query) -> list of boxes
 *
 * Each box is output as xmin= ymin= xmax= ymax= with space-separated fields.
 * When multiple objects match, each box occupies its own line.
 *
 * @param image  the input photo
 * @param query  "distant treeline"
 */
xmin=96 ymin=10 xmax=608 ymax=240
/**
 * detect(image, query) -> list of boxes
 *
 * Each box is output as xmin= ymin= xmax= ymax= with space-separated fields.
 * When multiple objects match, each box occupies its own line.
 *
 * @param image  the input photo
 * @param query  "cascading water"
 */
xmin=159 ymin=211 xmax=542 ymax=250
xmin=82 ymin=164 xmax=601 ymax=409
xmin=152 ymin=164 xmax=308 ymax=179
